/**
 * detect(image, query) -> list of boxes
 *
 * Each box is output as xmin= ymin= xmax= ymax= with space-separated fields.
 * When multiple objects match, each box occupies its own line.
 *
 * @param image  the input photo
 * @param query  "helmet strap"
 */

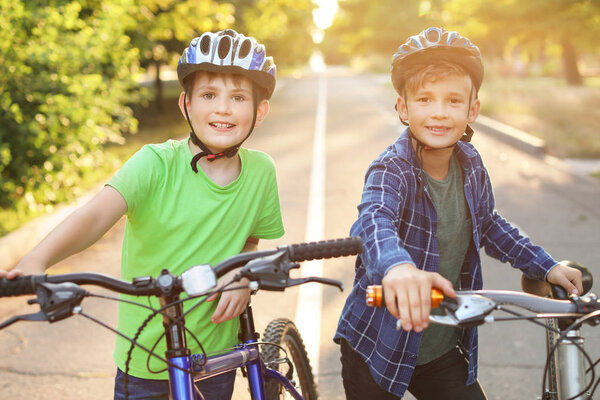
xmin=183 ymin=90 xmax=259 ymax=173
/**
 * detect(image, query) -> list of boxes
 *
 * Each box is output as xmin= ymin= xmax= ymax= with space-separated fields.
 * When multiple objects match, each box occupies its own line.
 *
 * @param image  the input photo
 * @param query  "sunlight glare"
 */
xmin=313 ymin=0 xmax=338 ymax=30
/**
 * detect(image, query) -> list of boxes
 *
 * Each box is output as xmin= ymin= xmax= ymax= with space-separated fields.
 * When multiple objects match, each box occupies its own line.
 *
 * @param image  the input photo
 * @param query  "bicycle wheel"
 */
xmin=261 ymin=318 xmax=318 ymax=400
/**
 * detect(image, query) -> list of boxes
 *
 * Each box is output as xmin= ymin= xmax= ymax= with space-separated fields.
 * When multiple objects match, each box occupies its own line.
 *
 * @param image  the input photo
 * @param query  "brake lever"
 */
xmin=395 ymin=293 xmax=496 ymax=330
xmin=286 ymin=277 xmax=344 ymax=291
xmin=0 ymin=310 xmax=48 ymax=329
xmin=435 ymin=294 xmax=496 ymax=327
xmin=0 ymin=282 xmax=88 ymax=330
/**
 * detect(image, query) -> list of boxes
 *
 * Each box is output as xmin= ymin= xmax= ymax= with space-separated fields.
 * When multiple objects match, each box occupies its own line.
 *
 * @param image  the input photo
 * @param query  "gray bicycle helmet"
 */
xmin=177 ymin=29 xmax=277 ymax=171
xmin=391 ymin=27 xmax=483 ymax=95
xmin=177 ymin=29 xmax=277 ymax=99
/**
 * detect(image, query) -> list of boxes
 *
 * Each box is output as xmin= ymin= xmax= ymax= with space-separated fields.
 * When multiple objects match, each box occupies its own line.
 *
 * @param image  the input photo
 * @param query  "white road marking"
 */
xmin=295 ymin=73 xmax=327 ymax=378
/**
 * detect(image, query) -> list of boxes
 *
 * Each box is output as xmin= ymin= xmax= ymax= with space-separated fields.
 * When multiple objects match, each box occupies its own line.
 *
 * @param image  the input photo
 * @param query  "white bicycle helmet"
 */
xmin=177 ymin=29 xmax=276 ymax=99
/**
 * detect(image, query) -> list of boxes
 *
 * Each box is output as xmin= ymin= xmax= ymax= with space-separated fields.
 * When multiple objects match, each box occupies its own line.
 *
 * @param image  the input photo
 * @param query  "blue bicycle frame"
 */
xmin=164 ymin=295 xmax=303 ymax=400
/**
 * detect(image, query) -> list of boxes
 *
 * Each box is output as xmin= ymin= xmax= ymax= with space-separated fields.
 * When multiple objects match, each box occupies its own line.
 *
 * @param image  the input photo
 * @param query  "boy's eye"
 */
xmin=416 ymin=97 xmax=430 ymax=103
xmin=232 ymin=95 xmax=246 ymax=102
xmin=450 ymin=97 xmax=464 ymax=104
xmin=201 ymin=93 xmax=215 ymax=100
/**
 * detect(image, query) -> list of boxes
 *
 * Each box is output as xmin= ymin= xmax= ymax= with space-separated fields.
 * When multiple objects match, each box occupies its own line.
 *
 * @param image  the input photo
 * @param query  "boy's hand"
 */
xmin=546 ymin=264 xmax=583 ymax=296
xmin=382 ymin=263 xmax=455 ymax=332
xmin=0 ymin=257 xmax=46 ymax=279
xmin=208 ymin=268 xmax=251 ymax=324
xmin=0 ymin=268 xmax=24 ymax=279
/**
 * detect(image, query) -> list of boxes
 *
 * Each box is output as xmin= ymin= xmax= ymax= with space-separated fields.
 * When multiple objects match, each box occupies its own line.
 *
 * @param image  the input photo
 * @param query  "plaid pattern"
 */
xmin=335 ymin=129 xmax=557 ymax=397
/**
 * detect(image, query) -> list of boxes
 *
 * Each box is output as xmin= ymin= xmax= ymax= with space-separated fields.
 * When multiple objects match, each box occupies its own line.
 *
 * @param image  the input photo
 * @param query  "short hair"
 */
xmin=182 ymin=70 xmax=268 ymax=102
xmin=400 ymin=61 xmax=477 ymax=99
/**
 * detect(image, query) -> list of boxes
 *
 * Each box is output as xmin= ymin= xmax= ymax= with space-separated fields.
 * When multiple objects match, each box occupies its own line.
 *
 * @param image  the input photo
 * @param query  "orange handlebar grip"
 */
xmin=365 ymin=285 xmax=445 ymax=308
xmin=365 ymin=285 xmax=383 ymax=307
xmin=431 ymin=288 xmax=444 ymax=308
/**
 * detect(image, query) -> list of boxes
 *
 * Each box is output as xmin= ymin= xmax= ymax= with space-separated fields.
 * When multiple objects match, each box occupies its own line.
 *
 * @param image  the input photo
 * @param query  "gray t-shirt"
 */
xmin=417 ymin=154 xmax=472 ymax=365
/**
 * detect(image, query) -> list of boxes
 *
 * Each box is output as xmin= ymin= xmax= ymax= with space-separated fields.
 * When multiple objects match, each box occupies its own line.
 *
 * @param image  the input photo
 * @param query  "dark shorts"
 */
xmin=113 ymin=368 xmax=236 ymax=400
xmin=340 ymin=339 xmax=488 ymax=400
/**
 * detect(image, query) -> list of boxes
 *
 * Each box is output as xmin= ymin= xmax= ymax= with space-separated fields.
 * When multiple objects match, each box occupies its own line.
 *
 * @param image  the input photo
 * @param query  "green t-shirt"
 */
xmin=107 ymin=138 xmax=285 ymax=379
xmin=417 ymin=154 xmax=472 ymax=365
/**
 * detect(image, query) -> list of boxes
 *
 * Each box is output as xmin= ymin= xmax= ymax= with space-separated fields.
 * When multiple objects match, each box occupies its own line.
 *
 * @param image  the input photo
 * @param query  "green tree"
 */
xmin=444 ymin=0 xmax=600 ymax=85
xmin=230 ymin=0 xmax=317 ymax=68
xmin=128 ymin=0 xmax=235 ymax=110
xmin=0 ymin=0 xmax=140 ymax=231
xmin=322 ymin=0 xmax=441 ymax=63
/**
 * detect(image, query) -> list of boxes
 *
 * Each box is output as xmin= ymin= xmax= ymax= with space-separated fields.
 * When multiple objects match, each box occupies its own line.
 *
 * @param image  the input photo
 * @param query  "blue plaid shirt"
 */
xmin=334 ymin=129 xmax=557 ymax=397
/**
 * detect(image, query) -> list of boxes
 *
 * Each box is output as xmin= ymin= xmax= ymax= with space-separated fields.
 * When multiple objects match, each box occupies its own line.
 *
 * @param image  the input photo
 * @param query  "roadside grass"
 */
xmin=478 ymin=75 xmax=600 ymax=159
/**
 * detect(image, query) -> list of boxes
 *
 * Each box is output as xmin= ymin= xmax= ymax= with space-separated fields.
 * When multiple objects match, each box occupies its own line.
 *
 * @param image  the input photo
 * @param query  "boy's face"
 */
xmin=396 ymin=74 xmax=480 ymax=149
xmin=178 ymin=73 xmax=269 ymax=154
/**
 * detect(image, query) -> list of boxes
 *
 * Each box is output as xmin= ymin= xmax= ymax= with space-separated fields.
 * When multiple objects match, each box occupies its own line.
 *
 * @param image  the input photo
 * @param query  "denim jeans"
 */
xmin=114 ymin=368 xmax=236 ymax=400
xmin=340 ymin=339 xmax=488 ymax=400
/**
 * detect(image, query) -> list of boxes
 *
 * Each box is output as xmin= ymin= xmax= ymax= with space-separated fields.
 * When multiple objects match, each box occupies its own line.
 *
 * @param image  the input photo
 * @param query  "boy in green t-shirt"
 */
xmin=1 ymin=29 xmax=284 ymax=400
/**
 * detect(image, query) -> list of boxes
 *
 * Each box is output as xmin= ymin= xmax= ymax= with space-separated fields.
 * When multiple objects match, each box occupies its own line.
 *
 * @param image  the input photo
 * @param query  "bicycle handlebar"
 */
xmin=365 ymin=285 xmax=600 ymax=328
xmin=0 ymin=236 xmax=363 ymax=298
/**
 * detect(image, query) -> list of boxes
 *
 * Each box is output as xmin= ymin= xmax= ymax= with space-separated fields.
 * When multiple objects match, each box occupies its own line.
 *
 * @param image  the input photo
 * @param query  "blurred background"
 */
xmin=1 ymin=2 xmax=600 ymax=399
xmin=0 ymin=0 xmax=598 ymax=239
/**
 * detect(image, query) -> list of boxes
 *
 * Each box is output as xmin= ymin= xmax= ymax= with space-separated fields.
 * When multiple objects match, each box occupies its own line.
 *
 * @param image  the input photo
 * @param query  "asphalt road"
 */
xmin=1 ymin=66 xmax=599 ymax=400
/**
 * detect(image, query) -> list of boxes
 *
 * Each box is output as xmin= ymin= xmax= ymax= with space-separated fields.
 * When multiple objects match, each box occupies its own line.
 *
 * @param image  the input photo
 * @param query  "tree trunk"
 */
xmin=155 ymin=60 xmax=164 ymax=111
xmin=561 ymin=37 xmax=583 ymax=86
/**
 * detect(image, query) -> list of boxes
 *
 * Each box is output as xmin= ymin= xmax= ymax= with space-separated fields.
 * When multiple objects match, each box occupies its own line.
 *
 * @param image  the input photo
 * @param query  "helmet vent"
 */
xmin=200 ymin=35 xmax=211 ymax=55
xmin=426 ymin=28 xmax=440 ymax=42
xmin=239 ymin=39 xmax=251 ymax=58
xmin=218 ymin=36 xmax=231 ymax=60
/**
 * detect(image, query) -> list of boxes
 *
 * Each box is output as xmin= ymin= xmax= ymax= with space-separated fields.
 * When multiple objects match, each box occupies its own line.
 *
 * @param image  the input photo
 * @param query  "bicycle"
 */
xmin=0 ymin=236 xmax=363 ymax=400
xmin=365 ymin=261 xmax=599 ymax=400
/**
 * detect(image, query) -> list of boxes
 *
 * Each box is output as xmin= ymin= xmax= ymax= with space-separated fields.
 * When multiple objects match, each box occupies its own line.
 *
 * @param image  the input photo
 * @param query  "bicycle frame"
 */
xmin=163 ymin=293 xmax=304 ymax=400
xmin=0 ymin=237 xmax=362 ymax=400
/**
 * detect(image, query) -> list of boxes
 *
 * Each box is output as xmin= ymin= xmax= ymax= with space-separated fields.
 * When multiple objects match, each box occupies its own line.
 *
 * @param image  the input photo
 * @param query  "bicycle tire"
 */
xmin=261 ymin=318 xmax=318 ymax=400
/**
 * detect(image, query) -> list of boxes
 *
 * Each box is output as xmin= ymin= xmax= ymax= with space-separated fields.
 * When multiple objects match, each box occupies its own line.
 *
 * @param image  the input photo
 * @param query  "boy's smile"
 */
xmin=397 ymin=74 xmax=480 ymax=150
xmin=179 ymin=74 xmax=268 ymax=155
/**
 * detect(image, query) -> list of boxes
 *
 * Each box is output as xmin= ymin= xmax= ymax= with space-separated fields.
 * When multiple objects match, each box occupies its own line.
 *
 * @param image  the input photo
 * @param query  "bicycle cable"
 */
xmin=143 ymin=281 xmax=250 ymax=374
xmin=490 ymin=304 xmax=596 ymax=399
xmin=541 ymin=310 xmax=600 ymax=400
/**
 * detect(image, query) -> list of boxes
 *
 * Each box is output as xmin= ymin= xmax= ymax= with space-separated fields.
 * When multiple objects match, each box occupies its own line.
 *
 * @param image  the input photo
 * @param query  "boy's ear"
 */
xmin=396 ymin=96 xmax=409 ymax=122
xmin=254 ymin=99 xmax=270 ymax=127
xmin=467 ymin=98 xmax=481 ymax=123
xmin=178 ymin=92 xmax=189 ymax=118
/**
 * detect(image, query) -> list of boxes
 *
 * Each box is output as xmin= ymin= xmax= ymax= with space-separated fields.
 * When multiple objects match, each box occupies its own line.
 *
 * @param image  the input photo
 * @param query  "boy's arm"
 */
xmin=350 ymin=159 xmax=415 ymax=283
xmin=477 ymin=171 xmax=583 ymax=294
xmin=352 ymin=158 xmax=454 ymax=331
xmin=209 ymin=237 xmax=258 ymax=324
xmin=0 ymin=185 xmax=127 ymax=278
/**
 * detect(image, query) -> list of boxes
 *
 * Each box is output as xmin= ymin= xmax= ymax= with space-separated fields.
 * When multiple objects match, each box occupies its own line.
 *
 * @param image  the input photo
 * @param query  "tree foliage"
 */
xmin=127 ymin=0 xmax=235 ymax=108
xmin=323 ymin=0 xmax=600 ymax=85
xmin=0 ymin=0 xmax=140 ymax=223
xmin=322 ymin=0 xmax=444 ymax=63
xmin=230 ymin=0 xmax=317 ymax=68
xmin=445 ymin=0 xmax=600 ymax=85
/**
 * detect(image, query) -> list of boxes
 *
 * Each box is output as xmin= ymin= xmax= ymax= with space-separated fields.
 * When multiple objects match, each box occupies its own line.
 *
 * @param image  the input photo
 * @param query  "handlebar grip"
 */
xmin=286 ymin=237 xmax=363 ymax=262
xmin=365 ymin=285 xmax=445 ymax=308
xmin=0 ymin=275 xmax=47 ymax=297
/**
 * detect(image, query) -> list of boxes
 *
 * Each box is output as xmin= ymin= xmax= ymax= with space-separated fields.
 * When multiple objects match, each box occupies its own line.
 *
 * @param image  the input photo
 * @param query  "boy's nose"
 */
xmin=431 ymin=102 xmax=448 ymax=119
xmin=215 ymin=98 xmax=232 ymax=114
